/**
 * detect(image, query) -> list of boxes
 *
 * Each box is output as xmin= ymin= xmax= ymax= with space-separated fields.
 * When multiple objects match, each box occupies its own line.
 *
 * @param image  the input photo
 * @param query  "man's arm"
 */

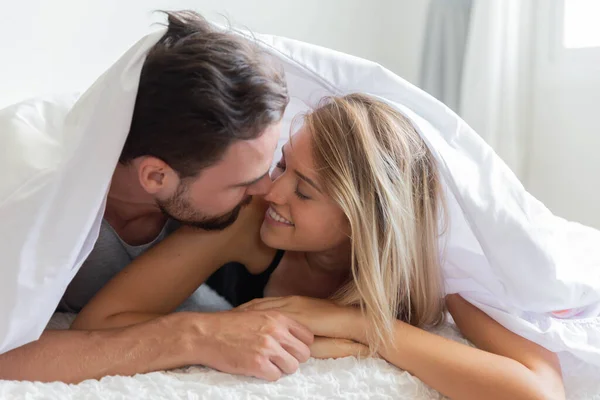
xmin=0 ymin=313 xmax=191 ymax=383
xmin=0 ymin=309 xmax=313 ymax=383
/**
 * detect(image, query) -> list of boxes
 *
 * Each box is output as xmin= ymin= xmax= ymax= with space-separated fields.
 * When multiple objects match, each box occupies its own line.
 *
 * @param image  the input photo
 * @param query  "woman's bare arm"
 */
xmin=240 ymin=295 xmax=565 ymax=400
xmin=374 ymin=295 xmax=564 ymax=400
xmin=72 ymin=198 xmax=274 ymax=330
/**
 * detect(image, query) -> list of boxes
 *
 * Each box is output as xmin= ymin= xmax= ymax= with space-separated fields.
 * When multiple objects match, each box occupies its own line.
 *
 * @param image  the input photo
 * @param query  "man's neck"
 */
xmin=106 ymin=163 xmax=162 ymax=223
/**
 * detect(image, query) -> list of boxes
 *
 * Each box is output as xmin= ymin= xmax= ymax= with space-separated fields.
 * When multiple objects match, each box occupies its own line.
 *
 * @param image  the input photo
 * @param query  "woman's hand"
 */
xmin=310 ymin=337 xmax=372 ymax=360
xmin=236 ymin=296 xmax=366 ymax=341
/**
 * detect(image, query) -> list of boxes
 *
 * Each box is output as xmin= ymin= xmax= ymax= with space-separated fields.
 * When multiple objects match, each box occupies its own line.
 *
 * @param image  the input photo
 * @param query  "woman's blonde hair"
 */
xmin=304 ymin=93 xmax=446 ymax=352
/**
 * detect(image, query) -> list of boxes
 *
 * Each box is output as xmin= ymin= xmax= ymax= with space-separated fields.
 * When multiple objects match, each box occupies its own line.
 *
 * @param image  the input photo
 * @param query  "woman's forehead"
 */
xmin=283 ymin=126 xmax=312 ymax=160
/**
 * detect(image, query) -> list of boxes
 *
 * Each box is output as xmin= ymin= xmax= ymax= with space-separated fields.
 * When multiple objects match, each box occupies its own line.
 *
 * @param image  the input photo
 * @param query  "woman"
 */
xmin=72 ymin=94 xmax=565 ymax=400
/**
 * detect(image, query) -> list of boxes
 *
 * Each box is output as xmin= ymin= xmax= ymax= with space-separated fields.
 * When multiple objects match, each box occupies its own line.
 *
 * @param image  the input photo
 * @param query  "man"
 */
xmin=0 ymin=11 xmax=312 ymax=383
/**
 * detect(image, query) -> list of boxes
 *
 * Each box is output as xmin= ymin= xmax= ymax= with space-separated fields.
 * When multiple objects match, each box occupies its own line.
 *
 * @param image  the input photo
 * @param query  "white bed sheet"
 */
xmin=1 ymin=286 xmax=599 ymax=400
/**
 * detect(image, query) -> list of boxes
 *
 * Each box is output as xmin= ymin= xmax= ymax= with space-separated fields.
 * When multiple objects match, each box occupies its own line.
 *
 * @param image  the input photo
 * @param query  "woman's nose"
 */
xmin=264 ymin=176 xmax=288 ymax=204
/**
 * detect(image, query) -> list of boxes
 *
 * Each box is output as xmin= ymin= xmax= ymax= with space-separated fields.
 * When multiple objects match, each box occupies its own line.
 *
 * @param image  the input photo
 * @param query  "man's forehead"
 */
xmin=205 ymin=124 xmax=281 ymax=184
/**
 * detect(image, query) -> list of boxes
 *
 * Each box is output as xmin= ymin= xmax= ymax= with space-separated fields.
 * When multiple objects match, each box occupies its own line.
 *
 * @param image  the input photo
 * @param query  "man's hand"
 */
xmin=0 ymin=311 xmax=312 ymax=384
xmin=190 ymin=310 xmax=314 ymax=381
xmin=236 ymin=296 xmax=365 ymax=341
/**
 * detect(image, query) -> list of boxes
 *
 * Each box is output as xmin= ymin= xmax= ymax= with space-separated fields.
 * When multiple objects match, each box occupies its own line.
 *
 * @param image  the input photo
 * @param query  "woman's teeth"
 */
xmin=268 ymin=207 xmax=294 ymax=225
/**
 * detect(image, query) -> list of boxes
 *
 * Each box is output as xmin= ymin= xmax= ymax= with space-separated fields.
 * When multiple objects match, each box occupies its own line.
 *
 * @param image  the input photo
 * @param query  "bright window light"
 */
xmin=563 ymin=0 xmax=600 ymax=48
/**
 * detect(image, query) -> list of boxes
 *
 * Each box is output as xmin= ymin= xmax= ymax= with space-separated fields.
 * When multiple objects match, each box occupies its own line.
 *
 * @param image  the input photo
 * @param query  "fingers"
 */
xmin=237 ymin=297 xmax=284 ymax=311
xmin=235 ymin=297 xmax=269 ymax=311
xmin=309 ymin=337 xmax=371 ymax=359
xmin=253 ymin=359 xmax=283 ymax=382
xmin=242 ymin=335 xmax=293 ymax=381
xmin=342 ymin=341 xmax=371 ymax=359
xmin=279 ymin=330 xmax=312 ymax=364
xmin=284 ymin=316 xmax=314 ymax=347
xmin=267 ymin=312 xmax=312 ymax=363
xmin=269 ymin=342 xmax=300 ymax=375
xmin=249 ymin=311 xmax=313 ymax=380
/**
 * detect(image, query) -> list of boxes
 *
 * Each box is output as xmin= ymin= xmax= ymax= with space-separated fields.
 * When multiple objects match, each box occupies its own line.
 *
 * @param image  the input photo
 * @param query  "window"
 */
xmin=563 ymin=0 xmax=600 ymax=48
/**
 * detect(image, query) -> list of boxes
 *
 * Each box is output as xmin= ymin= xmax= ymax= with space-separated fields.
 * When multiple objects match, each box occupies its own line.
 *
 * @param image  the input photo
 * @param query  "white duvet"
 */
xmin=1 ymin=287 xmax=599 ymax=400
xmin=1 ymin=13 xmax=600 ymax=382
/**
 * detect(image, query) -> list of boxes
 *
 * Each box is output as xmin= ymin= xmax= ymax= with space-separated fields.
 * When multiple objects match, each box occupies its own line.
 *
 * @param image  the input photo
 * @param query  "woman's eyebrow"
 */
xmin=294 ymin=170 xmax=322 ymax=193
xmin=282 ymin=147 xmax=323 ymax=193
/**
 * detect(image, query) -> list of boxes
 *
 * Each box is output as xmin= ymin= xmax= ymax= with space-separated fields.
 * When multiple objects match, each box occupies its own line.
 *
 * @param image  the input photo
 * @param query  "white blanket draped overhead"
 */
xmin=1 ymin=26 xmax=599 ymax=364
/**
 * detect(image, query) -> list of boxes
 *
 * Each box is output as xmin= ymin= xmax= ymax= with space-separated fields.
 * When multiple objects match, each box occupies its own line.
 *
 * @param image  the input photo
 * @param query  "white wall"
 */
xmin=0 ymin=0 xmax=429 ymax=108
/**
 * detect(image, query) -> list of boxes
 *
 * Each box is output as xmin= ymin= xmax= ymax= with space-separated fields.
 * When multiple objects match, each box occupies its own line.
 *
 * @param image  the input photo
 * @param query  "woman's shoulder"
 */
xmin=236 ymin=197 xmax=277 ymax=273
xmin=173 ymin=197 xmax=275 ymax=272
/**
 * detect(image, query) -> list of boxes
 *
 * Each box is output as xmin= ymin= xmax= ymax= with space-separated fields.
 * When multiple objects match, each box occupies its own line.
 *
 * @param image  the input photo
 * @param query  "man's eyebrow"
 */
xmin=230 ymin=170 xmax=270 ymax=188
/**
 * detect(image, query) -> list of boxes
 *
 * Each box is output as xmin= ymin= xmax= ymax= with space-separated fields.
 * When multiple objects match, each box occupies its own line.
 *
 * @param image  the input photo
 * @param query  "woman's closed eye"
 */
xmin=295 ymin=188 xmax=310 ymax=200
xmin=275 ymin=158 xmax=311 ymax=200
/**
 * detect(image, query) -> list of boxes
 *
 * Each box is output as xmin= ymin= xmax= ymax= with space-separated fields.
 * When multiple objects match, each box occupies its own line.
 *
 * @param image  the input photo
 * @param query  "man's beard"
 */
xmin=157 ymin=182 xmax=252 ymax=231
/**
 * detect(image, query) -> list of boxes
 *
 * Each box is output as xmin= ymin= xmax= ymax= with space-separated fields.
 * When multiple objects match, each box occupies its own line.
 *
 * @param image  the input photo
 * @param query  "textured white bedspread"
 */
xmin=1 ymin=286 xmax=599 ymax=400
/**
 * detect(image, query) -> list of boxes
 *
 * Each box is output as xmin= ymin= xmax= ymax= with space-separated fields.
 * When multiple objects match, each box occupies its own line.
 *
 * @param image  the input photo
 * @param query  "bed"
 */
xmin=1 ymin=285 xmax=599 ymax=400
xmin=2 ymin=16 xmax=600 ymax=399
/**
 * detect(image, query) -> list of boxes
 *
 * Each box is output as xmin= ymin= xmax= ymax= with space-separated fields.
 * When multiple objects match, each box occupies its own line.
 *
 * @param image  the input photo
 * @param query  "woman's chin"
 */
xmin=260 ymin=221 xmax=291 ymax=250
xmin=260 ymin=221 xmax=277 ymax=246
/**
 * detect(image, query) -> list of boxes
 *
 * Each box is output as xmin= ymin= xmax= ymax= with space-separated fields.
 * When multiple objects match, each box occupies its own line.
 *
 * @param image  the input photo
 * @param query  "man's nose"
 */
xmin=247 ymin=175 xmax=273 ymax=196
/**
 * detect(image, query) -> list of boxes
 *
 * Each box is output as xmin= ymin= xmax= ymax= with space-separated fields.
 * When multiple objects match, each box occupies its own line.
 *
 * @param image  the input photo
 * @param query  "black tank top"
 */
xmin=206 ymin=250 xmax=285 ymax=307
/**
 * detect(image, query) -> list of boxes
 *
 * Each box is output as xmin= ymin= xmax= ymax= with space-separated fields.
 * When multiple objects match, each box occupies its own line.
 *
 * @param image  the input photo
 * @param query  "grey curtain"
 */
xmin=419 ymin=0 xmax=473 ymax=111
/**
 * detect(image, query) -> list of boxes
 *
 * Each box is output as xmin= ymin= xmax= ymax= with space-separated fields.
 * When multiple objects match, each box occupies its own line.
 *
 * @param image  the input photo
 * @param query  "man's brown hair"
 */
xmin=121 ymin=11 xmax=289 ymax=177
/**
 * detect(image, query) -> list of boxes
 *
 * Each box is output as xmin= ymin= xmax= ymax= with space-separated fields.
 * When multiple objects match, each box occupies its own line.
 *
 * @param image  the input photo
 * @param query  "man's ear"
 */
xmin=136 ymin=156 xmax=179 ymax=194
